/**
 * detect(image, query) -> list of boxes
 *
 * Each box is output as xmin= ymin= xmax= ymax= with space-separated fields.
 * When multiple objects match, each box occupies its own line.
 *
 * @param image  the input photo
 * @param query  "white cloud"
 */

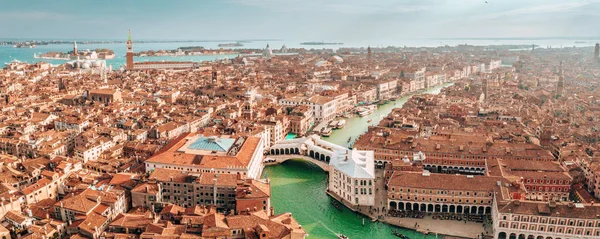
xmin=229 ymin=0 xmax=435 ymax=14
xmin=480 ymin=0 xmax=600 ymax=20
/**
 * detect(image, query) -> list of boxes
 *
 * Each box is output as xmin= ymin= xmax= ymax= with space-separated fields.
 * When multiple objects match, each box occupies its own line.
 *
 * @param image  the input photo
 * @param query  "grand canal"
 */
xmin=263 ymin=83 xmax=451 ymax=239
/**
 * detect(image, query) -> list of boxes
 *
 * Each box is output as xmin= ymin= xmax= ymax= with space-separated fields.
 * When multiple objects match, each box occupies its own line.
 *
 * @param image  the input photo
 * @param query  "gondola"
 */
xmin=332 ymin=201 xmax=343 ymax=211
xmin=392 ymin=230 xmax=409 ymax=239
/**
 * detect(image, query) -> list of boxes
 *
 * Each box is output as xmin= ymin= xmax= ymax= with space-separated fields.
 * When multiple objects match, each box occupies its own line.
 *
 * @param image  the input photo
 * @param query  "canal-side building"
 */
xmin=492 ymin=199 xmax=600 ymax=239
xmin=145 ymin=134 xmax=265 ymax=179
xmin=364 ymin=79 xmax=398 ymax=100
xmin=403 ymin=67 xmax=427 ymax=91
xmin=386 ymin=171 xmax=504 ymax=215
xmin=355 ymin=86 xmax=378 ymax=104
xmin=328 ymin=149 xmax=376 ymax=207
xmin=354 ymin=128 xmax=555 ymax=175
xmin=286 ymin=105 xmax=314 ymax=137
xmin=306 ymin=95 xmax=337 ymax=122
xmin=268 ymin=135 xmax=376 ymax=207
xmin=279 ymin=95 xmax=337 ymax=122
xmin=320 ymin=90 xmax=355 ymax=116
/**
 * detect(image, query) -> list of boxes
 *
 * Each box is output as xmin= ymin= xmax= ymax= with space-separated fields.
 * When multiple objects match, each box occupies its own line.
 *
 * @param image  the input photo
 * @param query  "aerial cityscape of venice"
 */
xmin=1 ymin=1 xmax=600 ymax=239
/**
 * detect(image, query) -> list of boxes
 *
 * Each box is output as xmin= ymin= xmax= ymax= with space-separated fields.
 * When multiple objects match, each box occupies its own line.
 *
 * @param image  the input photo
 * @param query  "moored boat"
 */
xmin=329 ymin=120 xmax=339 ymax=128
xmin=337 ymin=234 xmax=349 ymax=239
xmin=321 ymin=127 xmax=332 ymax=137
xmin=392 ymin=230 xmax=409 ymax=239
xmin=336 ymin=120 xmax=346 ymax=129
xmin=332 ymin=201 xmax=343 ymax=211
xmin=357 ymin=105 xmax=377 ymax=117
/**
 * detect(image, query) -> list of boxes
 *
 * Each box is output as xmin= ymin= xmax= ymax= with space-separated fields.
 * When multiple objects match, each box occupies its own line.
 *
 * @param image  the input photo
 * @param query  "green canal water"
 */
xmin=263 ymin=83 xmax=452 ymax=239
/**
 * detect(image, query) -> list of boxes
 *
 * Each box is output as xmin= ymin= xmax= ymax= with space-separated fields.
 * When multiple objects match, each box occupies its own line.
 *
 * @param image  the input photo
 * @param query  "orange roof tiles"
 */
xmin=22 ymin=177 xmax=51 ymax=195
xmin=146 ymin=134 xmax=261 ymax=170
xmin=388 ymin=172 xmax=504 ymax=192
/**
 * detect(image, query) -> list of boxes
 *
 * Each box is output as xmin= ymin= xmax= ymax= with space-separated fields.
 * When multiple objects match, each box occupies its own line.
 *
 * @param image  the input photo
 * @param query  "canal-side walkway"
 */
xmin=383 ymin=216 xmax=492 ymax=239
xmin=326 ymin=167 xmax=491 ymax=238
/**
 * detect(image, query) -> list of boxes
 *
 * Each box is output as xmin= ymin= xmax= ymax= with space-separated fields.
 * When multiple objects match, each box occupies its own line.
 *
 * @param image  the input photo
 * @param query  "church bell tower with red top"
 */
xmin=126 ymin=29 xmax=134 ymax=70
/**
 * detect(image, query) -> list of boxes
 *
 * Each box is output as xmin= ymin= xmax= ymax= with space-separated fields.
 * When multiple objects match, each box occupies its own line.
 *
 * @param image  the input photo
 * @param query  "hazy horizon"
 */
xmin=2 ymin=0 xmax=600 ymax=40
xmin=2 ymin=37 xmax=600 ymax=42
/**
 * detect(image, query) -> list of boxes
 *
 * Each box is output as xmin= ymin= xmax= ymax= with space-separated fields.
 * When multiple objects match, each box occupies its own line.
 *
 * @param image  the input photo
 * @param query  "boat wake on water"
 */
xmin=305 ymin=213 xmax=339 ymax=236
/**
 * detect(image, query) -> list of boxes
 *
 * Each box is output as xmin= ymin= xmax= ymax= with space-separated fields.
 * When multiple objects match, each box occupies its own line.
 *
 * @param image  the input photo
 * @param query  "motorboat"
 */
xmin=336 ymin=120 xmax=346 ymax=129
xmin=321 ymin=127 xmax=332 ymax=137
xmin=329 ymin=120 xmax=339 ymax=128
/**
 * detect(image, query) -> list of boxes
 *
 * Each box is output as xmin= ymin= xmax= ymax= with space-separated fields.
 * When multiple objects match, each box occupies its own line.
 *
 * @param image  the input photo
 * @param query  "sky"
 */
xmin=0 ymin=0 xmax=599 ymax=41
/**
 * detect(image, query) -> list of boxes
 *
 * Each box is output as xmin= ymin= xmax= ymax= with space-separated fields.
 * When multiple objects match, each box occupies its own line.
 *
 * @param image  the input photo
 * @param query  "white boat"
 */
xmin=358 ymin=109 xmax=373 ymax=117
xmin=329 ymin=120 xmax=339 ymax=128
xmin=321 ymin=127 xmax=332 ymax=137
xmin=357 ymin=105 xmax=376 ymax=117
xmin=336 ymin=119 xmax=346 ymax=129
xmin=337 ymin=234 xmax=349 ymax=239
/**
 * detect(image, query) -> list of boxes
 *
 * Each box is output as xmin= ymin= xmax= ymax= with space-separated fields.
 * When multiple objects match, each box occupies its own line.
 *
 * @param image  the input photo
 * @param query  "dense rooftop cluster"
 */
xmin=0 ymin=42 xmax=599 ymax=239
xmin=348 ymin=46 xmax=600 ymax=239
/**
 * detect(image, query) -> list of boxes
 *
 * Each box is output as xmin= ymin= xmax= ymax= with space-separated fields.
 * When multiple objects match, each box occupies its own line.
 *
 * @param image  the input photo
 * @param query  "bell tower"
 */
xmin=73 ymin=41 xmax=78 ymax=56
xmin=367 ymin=46 xmax=372 ymax=71
xmin=126 ymin=29 xmax=134 ymax=70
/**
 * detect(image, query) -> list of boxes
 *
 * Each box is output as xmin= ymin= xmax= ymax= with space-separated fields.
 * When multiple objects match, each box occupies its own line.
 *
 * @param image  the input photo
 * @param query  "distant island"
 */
xmin=35 ymin=48 xmax=115 ymax=60
xmin=300 ymin=41 xmax=344 ymax=45
xmin=14 ymin=42 xmax=37 ymax=48
xmin=134 ymin=47 xmax=236 ymax=57
xmin=218 ymin=42 xmax=244 ymax=47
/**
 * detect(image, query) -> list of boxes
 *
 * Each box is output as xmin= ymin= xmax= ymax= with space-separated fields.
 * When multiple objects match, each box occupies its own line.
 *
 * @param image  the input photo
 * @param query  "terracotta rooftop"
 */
xmin=146 ymin=133 xmax=261 ymax=170
xmin=388 ymin=171 xmax=504 ymax=192
xmin=497 ymin=200 xmax=600 ymax=219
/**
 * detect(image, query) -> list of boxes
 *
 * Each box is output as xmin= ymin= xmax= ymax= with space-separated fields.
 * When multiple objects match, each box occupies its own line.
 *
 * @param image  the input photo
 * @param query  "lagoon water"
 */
xmin=2 ymin=37 xmax=598 ymax=67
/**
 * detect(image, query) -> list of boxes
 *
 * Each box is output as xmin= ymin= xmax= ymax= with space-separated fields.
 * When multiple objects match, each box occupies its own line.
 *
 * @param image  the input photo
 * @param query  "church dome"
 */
xmin=263 ymin=44 xmax=273 ymax=57
xmin=329 ymin=55 xmax=343 ymax=63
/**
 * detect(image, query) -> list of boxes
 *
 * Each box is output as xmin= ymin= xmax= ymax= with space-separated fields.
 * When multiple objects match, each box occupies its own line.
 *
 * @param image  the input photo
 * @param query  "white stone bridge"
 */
xmin=265 ymin=135 xmax=347 ymax=171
